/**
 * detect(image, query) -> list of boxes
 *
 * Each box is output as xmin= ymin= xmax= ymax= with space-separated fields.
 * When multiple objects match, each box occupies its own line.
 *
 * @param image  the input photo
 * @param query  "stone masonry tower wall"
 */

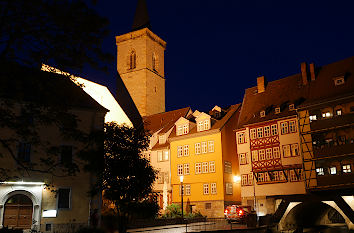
xmin=116 ymin=28 xmax=166 ymax=117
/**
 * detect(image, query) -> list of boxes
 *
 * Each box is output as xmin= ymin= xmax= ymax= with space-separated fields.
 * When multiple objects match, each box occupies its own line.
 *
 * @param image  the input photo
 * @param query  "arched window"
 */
xmin=152 ymin=53 xmax=158 ymax=71
xmin=129 ymin=50 xmax=136 ymax=70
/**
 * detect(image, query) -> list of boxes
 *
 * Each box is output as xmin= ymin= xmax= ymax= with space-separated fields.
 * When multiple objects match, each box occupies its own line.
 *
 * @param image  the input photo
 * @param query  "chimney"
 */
xmin=257 ymin=76 xmax=266 ymax=93
xmin=301 ymin=62 xmax=308 ymax=85
xmin=309 ymin=63 xmax=316 ymax=81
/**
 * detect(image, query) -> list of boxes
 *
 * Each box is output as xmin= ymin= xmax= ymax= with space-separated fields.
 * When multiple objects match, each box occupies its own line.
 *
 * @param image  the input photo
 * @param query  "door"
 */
xmin=3 ymin=194 xmax=33 ymax=229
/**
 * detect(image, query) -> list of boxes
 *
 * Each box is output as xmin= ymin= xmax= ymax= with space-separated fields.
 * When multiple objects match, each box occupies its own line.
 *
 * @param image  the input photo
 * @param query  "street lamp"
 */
xmin=180 ymin=175 xmax=184 ymax=219
xmin=233 ymin=175 xmax=241 ymax=183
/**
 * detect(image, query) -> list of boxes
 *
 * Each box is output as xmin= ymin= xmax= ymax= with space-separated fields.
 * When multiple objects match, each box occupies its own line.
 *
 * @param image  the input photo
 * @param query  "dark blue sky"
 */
xmin=82 ymin=0 xmax=354 ymax=112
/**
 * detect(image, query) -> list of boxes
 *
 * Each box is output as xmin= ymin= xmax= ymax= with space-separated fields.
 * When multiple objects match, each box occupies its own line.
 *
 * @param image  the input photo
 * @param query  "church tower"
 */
xmin=116 ymin=0 xmax=166 ymax=117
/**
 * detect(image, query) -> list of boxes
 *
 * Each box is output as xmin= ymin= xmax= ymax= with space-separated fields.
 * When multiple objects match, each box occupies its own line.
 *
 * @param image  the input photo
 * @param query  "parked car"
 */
xmin=224 ymin=205 xmax=252 ymax=223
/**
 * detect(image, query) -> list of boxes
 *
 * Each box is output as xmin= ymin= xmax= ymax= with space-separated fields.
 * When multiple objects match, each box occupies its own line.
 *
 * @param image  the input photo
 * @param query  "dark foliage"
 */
xmin=0 ymin=227 xmax=22 ymax=233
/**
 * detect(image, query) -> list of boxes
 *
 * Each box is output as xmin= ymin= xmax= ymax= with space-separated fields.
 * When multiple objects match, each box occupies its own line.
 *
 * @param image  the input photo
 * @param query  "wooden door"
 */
xmin=3 ymin=194 xmax=33 ymax=229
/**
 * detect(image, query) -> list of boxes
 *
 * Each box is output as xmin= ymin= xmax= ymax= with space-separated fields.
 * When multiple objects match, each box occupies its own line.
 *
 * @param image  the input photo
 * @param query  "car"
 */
xmin=224 ymin=205 xmax=252 ymax=223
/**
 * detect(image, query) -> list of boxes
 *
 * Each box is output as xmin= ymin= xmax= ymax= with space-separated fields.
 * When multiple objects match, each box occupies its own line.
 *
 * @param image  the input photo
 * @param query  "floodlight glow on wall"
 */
xmin=233 ymin=175 xmax=241 ymax=183
xmin=1 ymin=181 xmax=45 ymax=185
xmin=42 ymin=210 xmax=57 ymax=218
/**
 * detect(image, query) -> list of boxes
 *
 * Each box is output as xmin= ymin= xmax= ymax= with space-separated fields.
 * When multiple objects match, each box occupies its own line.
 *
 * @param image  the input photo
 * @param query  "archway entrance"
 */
xmin=3 ymin=194 xmax=33 ymax=229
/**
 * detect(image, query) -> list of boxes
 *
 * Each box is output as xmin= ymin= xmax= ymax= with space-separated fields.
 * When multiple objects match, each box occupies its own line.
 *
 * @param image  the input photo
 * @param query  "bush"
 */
xmin=186 ymin=210 xmax=204 ymax=219
xmin=162 ymin=203 xmax=182 ymax=218
xmin=0 ymin=227 xmax=22 ymax=233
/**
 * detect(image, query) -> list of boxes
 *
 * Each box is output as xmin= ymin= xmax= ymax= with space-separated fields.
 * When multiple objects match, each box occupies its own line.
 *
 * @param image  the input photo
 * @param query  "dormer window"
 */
xmin=334 ymin=76 xmax=345 ymax=86
xmin=177 ymin=126 xmax=183 ymax=136
xmin=159 ymin=135 xmax=166 ymax=144
xmin=197 ymin=121 xmax=203 ymax=131
xmin=260 ymin=111 xmax=266 ymax=118
xmin=183 ymin=124 xmax=189 ymax=134
xmin=204 ymin=120 xmax=210 ymax=130
xmin=275 ymin=107 xmax=281 ymax=114
xmin=289 ymin=104 xmax=295 ymax=111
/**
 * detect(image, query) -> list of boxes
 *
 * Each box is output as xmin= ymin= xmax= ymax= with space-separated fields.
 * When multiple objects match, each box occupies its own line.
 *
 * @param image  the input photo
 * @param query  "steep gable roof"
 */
xmin=132 ymin=0 xmax=151 ymax=32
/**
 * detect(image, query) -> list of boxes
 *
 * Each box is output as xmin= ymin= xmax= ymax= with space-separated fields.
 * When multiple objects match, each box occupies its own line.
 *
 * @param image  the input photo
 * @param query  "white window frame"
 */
xmin=202 ymin=162 xmax=208 ymax=173
xmin=251 ymin=150 xmax=258 ymax=162
xmin=225 ymin=183 xmax=233 ymax=195
xmin=177 ymin=146 xmax=183 ymax=157
xmin=183 ymin=124 xmax=189 ymax=134
xmin=184 ymin=145 xmax=189 ymax=156
xmin=248 ymin=173 xmax=254 ymax=185
xmin=257 ymin=127 xmax=263 ymax=138
xmin=259 ymin=149 xmax=265 ymax=161
xmin=197 ymin=121 xmax=203 ymax=131
xmin=177 ymin=125 xmax=183 ymax=136
xmin=157 ymin=151 xmax=163 ymax=162
xmin=250 ymin=129 xmax=257 ymax=140
xmin=203 ymin=184 xmax=209 ymax=195
xmin=204 ymin=120 xmax=210 ymax=130
xmin=209 ymin=161 xmax=215 ymax=173
xmin=184 ymin=163 xmax=190 ymax=175
xmin=266 ymin=148 xmax=273 ymax=160
xmin=185 ymin=184 xmax=191 ymax=195
xmin=283 ymin=145 xmax=291 ymax=158
xmin=273 ymin=147 xmax=280 ymax=159
xmin=271 ymin=124 xmax=278 ymax=135
xmin=239 ymin=153 xmax=248 ymax=165
xmin=211 ymin=183 xmax=217 ymax=194
xmin=195 ymin=143 xmax=201 ymax=155
xmin=195 ymin=163 xmax=202 ymax=174
xmin=289 ymin=120 xmax=297 ymax=133
xmin=208 ymin=141 xmax=214 ymax=152
xmin=291 ymin=144 xmax=299 ymax=156
xmin=201 ymin=142 xmax=207 ymax=154
xmin=264 ymin=126 xmax=270 ymax=137
xmin=177 ymin=164 xmax=183 ymax=176
xmin=281 ymin=122 xmax=289 ymax=134
xmin=237 ymin=132 xmax=246 ymax=144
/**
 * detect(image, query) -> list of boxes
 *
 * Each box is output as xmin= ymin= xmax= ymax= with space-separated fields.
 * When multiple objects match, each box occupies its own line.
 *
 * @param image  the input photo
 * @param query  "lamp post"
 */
xmin=180 ymin=175 xmax=184 ymax=219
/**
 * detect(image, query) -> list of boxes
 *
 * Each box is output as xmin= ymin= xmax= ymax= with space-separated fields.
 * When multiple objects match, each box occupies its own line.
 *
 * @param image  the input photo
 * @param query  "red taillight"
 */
xmin=238 ymin=209 xmax=243 ymax=216
xmin=225 ymin=209 xmax=228 ymax=214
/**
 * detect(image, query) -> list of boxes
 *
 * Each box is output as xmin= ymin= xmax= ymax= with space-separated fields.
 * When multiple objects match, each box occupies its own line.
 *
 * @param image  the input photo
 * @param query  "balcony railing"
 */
xmin=310 ymin=113 xmax=354 ymax=132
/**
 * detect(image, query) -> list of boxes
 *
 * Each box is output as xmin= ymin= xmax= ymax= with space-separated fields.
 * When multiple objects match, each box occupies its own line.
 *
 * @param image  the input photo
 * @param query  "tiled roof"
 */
xmin=237 ymin=56 xmax=354 ymax=128
xmin=143 ymin=107 xmax=191 ymax=134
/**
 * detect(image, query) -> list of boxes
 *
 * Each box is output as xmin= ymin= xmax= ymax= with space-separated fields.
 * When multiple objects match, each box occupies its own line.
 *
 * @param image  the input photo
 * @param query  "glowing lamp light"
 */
xmin=1 ymin=181 xmax=45 ymax=185
xmin=180 ymin=176 xmax=184 ymax=183
xmin=233 ymin=175 xmax=241 ymax=183
xmin=42 ymin=210 xmax=57 ymax=218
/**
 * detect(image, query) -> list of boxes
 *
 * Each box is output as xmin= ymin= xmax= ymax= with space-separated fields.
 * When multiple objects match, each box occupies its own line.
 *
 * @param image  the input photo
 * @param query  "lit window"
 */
xmin=239 ymin=153 xmax=248 ymax=165
xmin=264 ymin=126 xmax=270 ymax=137
xmin=185 ymin=184 xmax=191 ymax=195
xmin=211 ymin=183 xmax=217 ymax=194
xmin=197 ymin=121 xmax=203 ymax=131
xmin=203 ymin=184 xmax=209 ymax=195
xmin=159 ymin=135 xmax=165 ymax=144
xmin=257 ymin=127 xmax=263 ymax=138
xmin=266 ymin=148 xmax=273 ymax=160
xmin=264 ymin=172 xmax=270 ymax=182
xmin=202 ymin=142 xmax=207 ymax=153
xmin=248 ymin=173 xmax=254 ymax=185
xmin=237 ymin=132 xmax=246 ymax=144
xmin=279 ymin=171 xmax=286 ymax=180
xmin=195 ymin=143 xmax=201 ymax=155
xmin=281 ymin=122 xmax=289 ymax=134
xmin=251 ymin=150 xmax=258 ymax=162
xmin=164 ymin=150 xmax=169 ymax=161
xmin=177 ymin=164 xmax=183 ymax=176
xmin=342 ymin=164 xmax=352 ymax=173
xmin=195 ymin=163 xmax=202 ymax=174
xmin=209 ymin=161 xmax=215 ymax=173
xmin=282 ymin=145 xmax=291 ymax=158
xmin=316 ymin=167 xmax=324 ymax=176
xmin=271 ymin=124 xmax=278 ymax=135
xmin=336 ymin=109 xmax=342 ymax=116
xmin=224 ymin=161 xmax=232 ymax=173
xmin=309 ymin=115 xmax=317 ymax=121
xmin=291 ymin=144 xmax=299 ymax=156
xmin=183 ymin=145 xmax=189 ymax=156
xmin=260 ymin=111 xmax=266 ymax=117
xmin=329 ymin=167 xmax=337 ymax=175
xmin=289 ymin=104 xmax=295 ymax=111
xmin=183 ymin=124 xmax=189 ymax=134
xmin=157 ymin=151 xmax=163 ymax=162
xmin=184 ymin=163 xmax=190 ymax=175
xmin=273 ymin=171 xmax=279 ymax=181
xmin=204 ymin=120 xmax=210 ymax=130
xmin=322 ymin=112 xmax=331 ymax=118
xmin=225 ymin=183 xmax=233 ymax=195
xmin=259 ymin=149 xmax=265 ymax=161
xmin=208 ymin=141 xmax=214 ymax=152
xmin=177 ymin=146 xmax=183 ymax=157
xmin=289 ymin=121 xmax=297 ymax=133
xmin=202 ymin=162 xmax=208 ymax=173
xmin=289 ymin=170 xmax=298 ymax=182
xmin=273 ymin=147 xmax=280 ymax=159
xmin=177 ymin=126 xmax=183 ymax=135
xmin=241 ymin=174 xmax=248 ymax=186
xmin=275 ymin=107 xmax=281 ymax=114
xmin=250 ymin=129 xmax=257 ymax=139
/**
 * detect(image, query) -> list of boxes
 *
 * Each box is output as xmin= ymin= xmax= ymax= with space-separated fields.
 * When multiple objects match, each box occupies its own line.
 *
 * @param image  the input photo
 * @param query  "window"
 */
xmin=183 ymin=124 xmax=189 ymax=134
xmin=251 ymin=150 xmax=258 ymax=162
xmin=273 ymin=171 xmax=280 ymax=181
xmin=322 ymin=112 xmax=331 ymax=118
xmin=291 ymin=144 xmax=299 ymax=156
xmin=289 ymin=104 xmax=295 ymax=111
xmin=208 ymin=141 xmax=214 ymax=152
xmin=58 ymin=188 xmax=71 ymax=209
xmin=184 ymin=164 xmax=190 ymax=175
xmin=224 ymin=161 xmax=232 ymax=173
xmin=248 ymin=174 xmax=254 ymax=185
xmin=316 ymin=167 xmax=324 ymax=176
xmin=195 ymin=143 xmax=201 ymax=155
xmin=209 ymin=161 xmax=215 ymax=173
xmin=342 ymin=164 xmax=352 ymax=173
xmin=195 ymin=163 xmax=202 ymax=174
xmin=225 ymin=183 xmax=233 ymax=195
xmin=275 ymin=107 xmax=281 ymax=114
xmin=257 ymin=127 xmax=263 ymax=138
xmin=177 ymin=126 xmax=183 ymax=136
xmin=61 ymin=145 xmax=72 ymax=165
xmin=201 ymin=142 xmax=207 ymax=153
xmin=204 ymin=120 xmax=210 ymax=130
xmin=202 ymin=162 xmax=208 ymax=173
xmin=177 ymin=146 xmax=183 ymax=157
xmin=259 ymin=149 xmax=265 ymax=161
xmin=129 ymin=50 xmax=136 ymax=70
xmin=185 ymin=184 xmax=191 ymax=195
xmin=203 ymin=184 xmax=209 ymax=195
xmin=197 ymin=121 xmax=203 ymax=131
xmin=329 ymin=166 xmax=337 ymax=175
xmin=258 ymin=173 xmax=265 ymax=182
xmin=279 ymin=171 xmax=286 ymax=180
xmin=152 ymin=53 xmax=158 ymax=71
xmin=157 ymin=151 xmax=163 ymax=162
xmin=264 ymin=126 xmax=270 ymax=137
xmin=205 ymin=203 xmax=211 ymax=209
xmin=289 ymin=170 xmax=298 ymax=182
xmin=289 ymin=121 xmax=297 ymax=133
xmin=159 ymin=135 xmax=165 ymax=144
xmin=309 ymin=115 xmax=317 ymax=121
xmin=241 ymin=174 xmax=248 ymax=186
xmin=250 ymin=129 xmax=257 ymax=140
xmin=18 ymin=142 xmax=31 ymax=162
xmin=273 ymin=147 xmax=280 ymax=158
xmin=336 ymin=109 xmax=342 ymax=116
xmin=211 ymin=183 xmax=217 ymax=194
xmin=281 ymin=122 xmax=289 ymax=134
xmin=237 ymin=132 xmax=246 ymax=144
xmin=239 ymin=153 xmax=248 ymax=165
xmin=334 ymin=76 xmax=345 ymax=86
xmin=164 ymin=150 xmax=169 ymax=161
xmin=271 ymin=124 xmax=278 ymax=135
xmin=184 ymin=145 xmax=189 ymax=156
xmin=264 ymin=172 xmax=270 ymax=182
xmin=177 ymin=164 xmax=183 ymax=176
xmin=157 ymin=172 xmax=164 ymax=184
xmin=260 ymin=111 xmax=266 ymax=117
xmin=266 ymin=148 xmax=273 ymax=160
xmin=282 ymin=145 xmax=291 ymax=158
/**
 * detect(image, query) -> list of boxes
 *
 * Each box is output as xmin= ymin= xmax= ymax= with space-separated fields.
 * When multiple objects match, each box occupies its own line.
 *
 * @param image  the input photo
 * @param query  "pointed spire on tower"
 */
xmin=132 ymin=0 xmax=151 ymax=31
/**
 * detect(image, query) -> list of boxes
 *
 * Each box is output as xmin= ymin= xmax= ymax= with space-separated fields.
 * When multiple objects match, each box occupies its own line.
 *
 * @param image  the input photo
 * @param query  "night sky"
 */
xmin=82 ymin=0 xmax=354 ymax=113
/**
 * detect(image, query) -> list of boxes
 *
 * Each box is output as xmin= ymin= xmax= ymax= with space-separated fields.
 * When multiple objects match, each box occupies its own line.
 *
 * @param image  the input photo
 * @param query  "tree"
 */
xmin=0 ymin=0 xmax=113 ymax=72
xmin=100 ymin=122 xmax=158 ymax=233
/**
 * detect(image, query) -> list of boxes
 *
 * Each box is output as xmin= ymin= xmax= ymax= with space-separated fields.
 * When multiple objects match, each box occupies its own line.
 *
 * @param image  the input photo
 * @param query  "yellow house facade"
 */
xmin=170 ymin=105 xmax=241 ymax=217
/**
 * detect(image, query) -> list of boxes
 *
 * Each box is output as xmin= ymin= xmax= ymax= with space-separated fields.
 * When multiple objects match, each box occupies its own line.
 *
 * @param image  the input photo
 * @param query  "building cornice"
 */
xmin=116 ymin=28 xmax=167 ymax=48
xmin=168 ymin=129 xmax=220 ymax=142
